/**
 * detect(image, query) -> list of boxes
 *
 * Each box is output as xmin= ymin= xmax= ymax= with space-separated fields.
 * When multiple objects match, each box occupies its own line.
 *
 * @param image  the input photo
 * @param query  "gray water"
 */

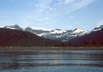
xmin=0 ymin=50 xmax=103 ymax=72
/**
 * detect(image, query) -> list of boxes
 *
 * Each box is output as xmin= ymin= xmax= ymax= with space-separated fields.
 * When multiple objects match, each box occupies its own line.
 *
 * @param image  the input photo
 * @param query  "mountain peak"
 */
xmin=93 ymin=25 xmax=103 ymax=32
xmin=13 ymin=24 xmax=19 ymax=27
xmin=73 ymin=28 xmax=88 ymax=33
xmin=4 ymin=24 xmax=22 ymax=30
xmin=50 ymin=29 xmax=66 ymax=34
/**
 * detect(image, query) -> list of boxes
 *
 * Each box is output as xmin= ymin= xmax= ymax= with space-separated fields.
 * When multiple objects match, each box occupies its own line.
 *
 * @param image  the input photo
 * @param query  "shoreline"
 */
xmin=0 ymin=47 xmax=103 ymax=51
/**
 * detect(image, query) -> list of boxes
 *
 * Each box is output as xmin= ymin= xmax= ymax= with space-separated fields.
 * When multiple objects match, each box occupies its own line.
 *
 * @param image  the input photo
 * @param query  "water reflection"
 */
xmin=0 ymin=50 xmax=103 ymax=72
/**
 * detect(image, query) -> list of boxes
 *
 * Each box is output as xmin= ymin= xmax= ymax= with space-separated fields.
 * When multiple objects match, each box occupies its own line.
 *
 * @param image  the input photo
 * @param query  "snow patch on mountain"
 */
xmin=5 ymin=26 xmax=16 ymax=30
xmin=4 ymin=25 xmax=88 ymax=42
xmin=50 ymin=29 xmax=66 ymax=34
xmin=72 ymin=28 xmax=88 ymax=34
xmin=93 ymin=25 xmax=103 ymax=32
xmin=4 ymin=25 xmax=23 ymax=30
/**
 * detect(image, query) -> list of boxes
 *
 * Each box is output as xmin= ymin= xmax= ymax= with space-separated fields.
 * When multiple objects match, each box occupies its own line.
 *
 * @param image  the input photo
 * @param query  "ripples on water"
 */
xmin=0 ymin=50 xmax=103 ymax=72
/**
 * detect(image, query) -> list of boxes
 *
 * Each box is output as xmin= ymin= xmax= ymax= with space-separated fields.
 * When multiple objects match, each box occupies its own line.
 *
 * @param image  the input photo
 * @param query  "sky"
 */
xmin=0 ymin=0 xmax=103 ymax=30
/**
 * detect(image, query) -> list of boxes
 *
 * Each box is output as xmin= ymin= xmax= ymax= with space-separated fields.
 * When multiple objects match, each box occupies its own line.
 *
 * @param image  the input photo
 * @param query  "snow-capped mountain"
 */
xmin=41 ymin=29 xmax=67 ymax=40
xmin=25 ymin=27 xmax=49 ymax=36
xmin=93 ymin=25 xmax=103 ymax=32
xmin=4 ymin=25 xmax=49 ymax=36
xmin=61 ymin=28 xmax=88 ymax=41
xmin=66 ymin=28 xmax=88 ymax=37
xmin=68 ymin=28 xmax=103 ymax=46
xmin=41 ymin=28 xmax=88 ymax=41
xmin=4 ymin=25 xmax=88 ymax=42
xmin=4 ymin=25 xmax=23 ymax=30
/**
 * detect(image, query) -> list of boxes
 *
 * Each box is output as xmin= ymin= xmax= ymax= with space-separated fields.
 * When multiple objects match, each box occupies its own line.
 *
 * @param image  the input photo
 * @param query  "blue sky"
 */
xmin=0 ymin=0 xmax=103 ymax=30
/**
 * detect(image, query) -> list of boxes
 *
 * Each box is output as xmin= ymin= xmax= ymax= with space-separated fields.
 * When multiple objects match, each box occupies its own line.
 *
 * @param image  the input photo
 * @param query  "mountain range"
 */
xmin=1 ymin=24 xmax=103 ymax=47
xmin=4 ymin=25 xmax=88 ymax=42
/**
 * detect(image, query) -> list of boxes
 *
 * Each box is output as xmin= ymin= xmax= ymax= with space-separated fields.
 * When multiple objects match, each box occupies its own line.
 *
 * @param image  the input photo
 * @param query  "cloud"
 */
xmin=33 ymin=0 xmax=95 ymax=15
xmin=97 ymin=20 xmax=103 ymax=26
xmin=72 ymin=0 xmax=94 ymax=9
xmin=63 ymin=0 xmax=95 ymax=14
xmin=17 ymin=0 xmax=95 ymax=28
xmin=64 ymin=0 xmax=75 ymax=4
xmin=33 ymin=0 xmax=95 ymax=17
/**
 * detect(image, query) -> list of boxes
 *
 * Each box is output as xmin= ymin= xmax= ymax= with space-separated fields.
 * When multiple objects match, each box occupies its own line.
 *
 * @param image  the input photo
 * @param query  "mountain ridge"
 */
xmin=1 ymin=25 xmax=103 ymax=47
xmin=4 ymin=25 xmax=88 ymax=42
xmin=0 ymin=28 xmax=61 ymax=47
xmin=68 ymin=29 xmax=103 ymax=46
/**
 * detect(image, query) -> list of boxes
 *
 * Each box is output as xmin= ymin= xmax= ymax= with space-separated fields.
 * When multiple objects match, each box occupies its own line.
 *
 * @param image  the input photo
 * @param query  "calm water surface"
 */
xmin=0 ymin=50 xmax=103 ymax=72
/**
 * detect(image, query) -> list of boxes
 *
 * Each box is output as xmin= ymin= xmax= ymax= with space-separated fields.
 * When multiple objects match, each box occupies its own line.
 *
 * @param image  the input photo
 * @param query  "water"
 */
xmin=0 ymin=50 xmax=103 ymax=72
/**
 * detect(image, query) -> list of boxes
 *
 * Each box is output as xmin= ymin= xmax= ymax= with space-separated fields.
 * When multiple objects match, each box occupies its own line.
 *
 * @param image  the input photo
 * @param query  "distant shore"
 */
xmin=0 ymin=47 xmax=103 ymax=51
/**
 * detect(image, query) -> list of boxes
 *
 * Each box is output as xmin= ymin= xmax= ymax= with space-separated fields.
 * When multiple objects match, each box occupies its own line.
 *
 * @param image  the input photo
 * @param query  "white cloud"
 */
xmin=17 ymin=0 xmax=95 ymax=28
xmin=65 ymin=0 xmax=95 ymax=14
xmin=72 ymin=0 xmax=94 ymax=9
xmin=64 ymin=0 xmax=75 ymax=4
xmin=35 ymin=0 xmax=95 ymax=16
xmin=97 ymin=20 xmax=103 ymax=26
xmin=44 ymin=0 xmax=95 ymax=15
